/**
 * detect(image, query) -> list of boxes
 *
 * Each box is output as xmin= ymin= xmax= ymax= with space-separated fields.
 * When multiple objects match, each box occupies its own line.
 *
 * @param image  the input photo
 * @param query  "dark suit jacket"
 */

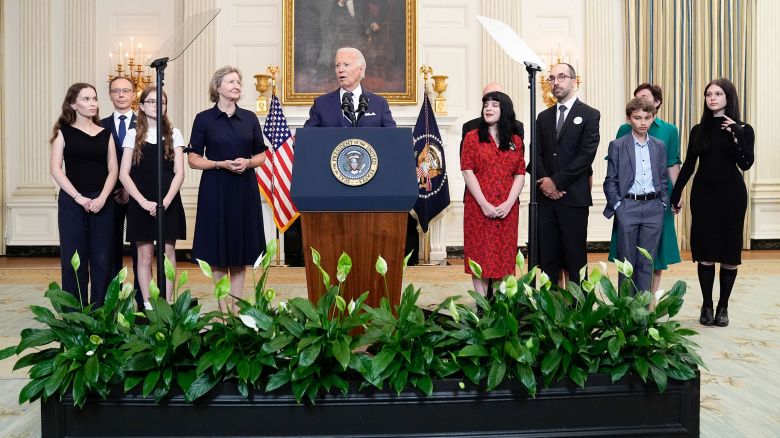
xmin=602 ymin=133 xmax=669 ymax=219
xmin=101 ymin=113 xmax=137 ymax=157
xmin=102 ymin=113 xmax=136 ymax=189
xmin=530 ymin=98 xmax=600 ymax=207
xmin=459 ymin=117 xmax=524 ymax=158
xmin=303 ymin=89 xmax=395 ymax=128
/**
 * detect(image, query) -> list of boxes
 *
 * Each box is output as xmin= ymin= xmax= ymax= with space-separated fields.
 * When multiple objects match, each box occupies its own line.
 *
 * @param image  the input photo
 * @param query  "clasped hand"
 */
xmin=537 ymin=177 xmax=566 ymax=200
xmin=221 ymin=158 xmax=251 ymax=174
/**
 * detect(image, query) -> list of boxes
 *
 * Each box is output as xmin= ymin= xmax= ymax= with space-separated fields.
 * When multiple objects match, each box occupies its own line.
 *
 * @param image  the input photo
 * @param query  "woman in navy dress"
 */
xmin=49 ymin=83 xmax=118 ymax=306
xmin=119 ymin=87 xmax=186 ymax=310
xmin=188 ymin=66 xmax=268 ymax=305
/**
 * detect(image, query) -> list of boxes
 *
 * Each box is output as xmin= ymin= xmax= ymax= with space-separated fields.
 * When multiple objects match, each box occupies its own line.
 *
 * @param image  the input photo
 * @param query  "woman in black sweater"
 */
xmin=671 ymin=78 xmax=754 ymax=327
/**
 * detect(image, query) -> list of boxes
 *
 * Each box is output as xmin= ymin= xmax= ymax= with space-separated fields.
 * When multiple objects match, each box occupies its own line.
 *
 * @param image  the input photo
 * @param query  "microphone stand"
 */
xmin=150 ymin=57 xmax=169 ymax=295
xmin=524 ymin=61 xmax=542 ymax=270
xmin=341 ymin=96 xmax=356 ymax=127
xmin=355 ymin=95 xmax=369 ymax=125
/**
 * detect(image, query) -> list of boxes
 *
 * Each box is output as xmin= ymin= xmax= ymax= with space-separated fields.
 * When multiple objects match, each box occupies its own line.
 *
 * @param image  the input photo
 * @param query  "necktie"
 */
xmin=118 ymin=115 xmax=127 ymax=147
xmin=556 ymin=105 xmax=567 ymax=136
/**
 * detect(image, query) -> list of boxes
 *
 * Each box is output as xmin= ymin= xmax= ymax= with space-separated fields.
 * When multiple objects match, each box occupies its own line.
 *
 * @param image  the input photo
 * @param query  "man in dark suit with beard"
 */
xmin=102 ymin=76 xmax=141 ymax=308
xmin=531 ymin=63 xmax=600 ymax=285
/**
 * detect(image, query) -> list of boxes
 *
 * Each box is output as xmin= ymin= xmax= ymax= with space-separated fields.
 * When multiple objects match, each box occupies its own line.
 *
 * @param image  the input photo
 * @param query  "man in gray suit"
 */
xmin=603 ymin=98 xmax=669 ymax=293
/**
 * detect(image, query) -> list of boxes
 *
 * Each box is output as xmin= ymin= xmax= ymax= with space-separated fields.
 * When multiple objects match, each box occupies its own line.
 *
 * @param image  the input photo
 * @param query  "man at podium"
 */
xmin=286 ymin=47 xmax=404 ymax=267
xmin=303 ymin=47 xmax=396 ymax=128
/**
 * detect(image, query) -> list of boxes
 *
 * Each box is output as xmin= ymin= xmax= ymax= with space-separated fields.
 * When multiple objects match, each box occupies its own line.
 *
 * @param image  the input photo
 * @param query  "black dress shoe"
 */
xmin=699 ymin=307 xmax=715 ymax=326
xmin=714 ymin=307 xmax=729 ymax=327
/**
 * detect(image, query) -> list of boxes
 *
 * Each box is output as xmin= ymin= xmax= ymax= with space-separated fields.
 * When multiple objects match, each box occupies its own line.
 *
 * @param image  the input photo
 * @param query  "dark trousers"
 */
xmin=58 ymin=191 xmax=115 ymax=307
xmin=538 ymin=203 xmax=589 ymax=285
xmin=113 ymin=201 xmax=142 ymax=308
xmin=614 ymin=198 xmax=664 ymax=293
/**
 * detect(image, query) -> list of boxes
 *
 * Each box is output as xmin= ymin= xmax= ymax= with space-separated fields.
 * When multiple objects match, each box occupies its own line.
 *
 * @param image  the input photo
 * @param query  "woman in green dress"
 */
xmin=609 ymin=83 xmax=681 ymax=292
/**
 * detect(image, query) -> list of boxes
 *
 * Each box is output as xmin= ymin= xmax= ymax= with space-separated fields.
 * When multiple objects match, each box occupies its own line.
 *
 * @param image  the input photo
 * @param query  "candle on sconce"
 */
xmin=125 ymin=52 xmax=129 ymax=65
xmin=118 ymin=42 xmax=123 ymax=60
xmin=567 ymin=46 xmax=572 ymax=63
xmin=130 ymin=36 xmax=135 ymax=58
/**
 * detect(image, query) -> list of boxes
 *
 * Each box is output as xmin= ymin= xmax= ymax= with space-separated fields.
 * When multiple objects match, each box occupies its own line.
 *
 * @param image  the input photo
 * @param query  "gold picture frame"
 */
xmin=282 ymin=0 xmax=417 ymax=105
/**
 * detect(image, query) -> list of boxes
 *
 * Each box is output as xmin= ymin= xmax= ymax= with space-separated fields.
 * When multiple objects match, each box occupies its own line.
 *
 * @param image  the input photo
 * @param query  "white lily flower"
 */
xmin=347 ymin=299 xmax=356 ymax=315
xmin=239 ymin=314 xmax=259 ymax=332
xmin=654 ymin=289 xmax=666 ymax=302
xmin=279 ymin=301 xmax=288 ymax=311
xmin=86 ymin=350 xmax=95 ymax=356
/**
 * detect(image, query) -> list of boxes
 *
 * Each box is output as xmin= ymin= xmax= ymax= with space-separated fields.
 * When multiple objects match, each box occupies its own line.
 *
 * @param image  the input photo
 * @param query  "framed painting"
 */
xmin=283 ymin=0 xmax=417 ymax=105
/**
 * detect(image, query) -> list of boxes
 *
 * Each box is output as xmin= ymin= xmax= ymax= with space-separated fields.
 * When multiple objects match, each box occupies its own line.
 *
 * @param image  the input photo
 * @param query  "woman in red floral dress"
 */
xmin=461 ymin=91 xmax=526 ymax=299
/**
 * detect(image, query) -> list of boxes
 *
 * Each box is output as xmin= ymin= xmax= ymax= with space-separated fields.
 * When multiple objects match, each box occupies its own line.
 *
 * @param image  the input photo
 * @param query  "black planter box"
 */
xmin=41 ymin=372 xmax=699 ymax=437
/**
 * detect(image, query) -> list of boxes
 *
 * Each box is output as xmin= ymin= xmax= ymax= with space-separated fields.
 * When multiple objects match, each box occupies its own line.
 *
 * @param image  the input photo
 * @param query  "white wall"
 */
xmin=3 ymin=0 xmax=778 ymax=258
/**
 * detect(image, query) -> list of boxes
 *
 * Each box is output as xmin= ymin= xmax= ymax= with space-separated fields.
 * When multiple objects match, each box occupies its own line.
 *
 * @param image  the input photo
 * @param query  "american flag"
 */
xmin=257 ymin=95 xmax=299 ymax=231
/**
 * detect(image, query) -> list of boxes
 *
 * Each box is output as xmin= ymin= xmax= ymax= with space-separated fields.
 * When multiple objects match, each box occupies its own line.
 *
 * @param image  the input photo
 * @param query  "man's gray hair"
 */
xmin=336 ymin=47 xmax=367 ymax=79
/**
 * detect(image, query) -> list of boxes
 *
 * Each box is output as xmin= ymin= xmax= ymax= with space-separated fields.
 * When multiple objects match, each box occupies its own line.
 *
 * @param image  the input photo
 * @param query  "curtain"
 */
xmin=624 ymin=0 xmax=755 ymax=249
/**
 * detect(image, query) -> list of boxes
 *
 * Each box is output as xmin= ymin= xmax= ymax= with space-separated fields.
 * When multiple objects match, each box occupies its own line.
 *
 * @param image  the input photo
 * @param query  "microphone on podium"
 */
xmin=342 ymin=92 xmax=356 ymax=126
xmin=355 ymin=94 xmax=369 ymax=124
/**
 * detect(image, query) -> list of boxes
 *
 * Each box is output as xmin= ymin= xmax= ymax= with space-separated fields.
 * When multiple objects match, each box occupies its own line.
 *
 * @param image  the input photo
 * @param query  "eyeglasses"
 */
xmin=110 ymin=88 xmax=133 ymax=95
xmin=143 ymin=99 xmax=167 ymax=105
xmin=547 ymin=74 xmax=574 ymax=83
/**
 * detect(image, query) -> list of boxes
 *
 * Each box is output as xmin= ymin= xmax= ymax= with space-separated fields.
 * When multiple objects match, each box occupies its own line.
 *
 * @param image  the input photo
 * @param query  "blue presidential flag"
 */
xmin=413 ymin=94 xmax=450 ymax=233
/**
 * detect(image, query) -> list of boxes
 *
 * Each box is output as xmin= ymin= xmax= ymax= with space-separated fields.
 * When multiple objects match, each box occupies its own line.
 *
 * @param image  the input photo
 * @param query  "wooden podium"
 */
xmin=291 ymin=128 xmax=417 ymax=308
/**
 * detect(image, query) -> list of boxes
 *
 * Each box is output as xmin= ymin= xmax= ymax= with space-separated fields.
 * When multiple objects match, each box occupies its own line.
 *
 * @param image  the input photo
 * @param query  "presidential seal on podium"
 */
xmin=330 ymin=139 xmax=379 ymax=186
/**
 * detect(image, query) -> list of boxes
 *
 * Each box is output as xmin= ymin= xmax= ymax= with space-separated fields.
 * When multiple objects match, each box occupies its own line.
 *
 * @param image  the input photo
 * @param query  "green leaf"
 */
xmin=457 ymin=345 xmax=488 ymax=357
xmin=331 ymin=339 xmax=350 ymax=370
xmin=19 ymin=378 xmax=47 ymax=404
xmin=176 ymin=270 xmax=189 ymax=291
xmin=634 ymin=357 xmax=649 ymax=382
xmin=214 ymin=276 xmax=230 ymax=301
xmin=541 ymin=350 xmax=562 ymax=376
xmin=289 ymin=298 xmax=319 ymax=322
xmin=648 ymin=327 xmax=661 ymax=341
xmin=371 ymin=346 xmax=398 ymax=376
xmin=44 ymin=288 xmax=81 ymax=311
xmin=335 ymin=295 xmax=346 ymax=312
xmin=298 ymin=344 xmax=322 ymax=368
xmin=517 ymin=364 xmax=537 ymax=396
xmin=610 ymin=363 xmax=630 ymax=383
xmin=391 ymin=369 xmax=409 ymax=394
xmin=176 ymin=370 xmax=196 ymax=393
xmin=375 ymin=255 xmax=388 ymax=277
xmin=412 ymin=375 xmax=433 ymax=396
xmin=71 ymin=250 xmax=81 ymax=272
xmin=196 ymin=259 xmax=213 ymax=280
xmin=487 ymin=361 xmax=507 ymax=390
xmin=467 ymin=259 xmax=483 ymax=280
xmin=171 ymin=325 xmax=191 ymax=349
xmin=17 ymin=328 xmax=57 ymax=353
xmin=336 ymin=252 xmax=352 ymax=283
xmin=637 ymin=246 xmax=653 ymax=263
xmin=310 ymin=247 xmax=322 ymax=267
xmin=237 ymin=358 xmax=251 ymax=382
xmin=402 ymin=251 xmax=413 ymax=271
xmin=149 ymin=279 xmax=160 ymax=301
xmin=84 ymin=355 xmax=99 ymax=387
xmin=607 ymin=336 xmax=622 ymax=360
xmin=72 ymin=370 xmax=86 ymax=408
xmin=185 ymin=373 xmax=220 ymax=402
xmin=0 ymin=345 xmax=17 ymax=361
xmin=143 ymin=370 xmax=161 ymax=397
xmin=124 ymin=375 xmax=143 ymax=392
xmin=649 ymin=365 xmax=668 ymax=393
xmin=164 ymin=255 xmax=176 ymax=282
xmin=266 ymin=369 xmax=292 ymax=392
xmin=569 ymin=365 xmax=587 ymax=388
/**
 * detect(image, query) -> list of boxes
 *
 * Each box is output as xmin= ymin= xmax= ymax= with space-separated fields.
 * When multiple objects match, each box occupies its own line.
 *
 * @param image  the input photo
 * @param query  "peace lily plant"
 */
xmin=0 ymin=242 xmax=704 ymax=407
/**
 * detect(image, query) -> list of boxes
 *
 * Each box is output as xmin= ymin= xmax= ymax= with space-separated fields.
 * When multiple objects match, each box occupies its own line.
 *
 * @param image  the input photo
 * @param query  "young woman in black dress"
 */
xmin=49 ymin=83 xmax=119 ymax=306
xmin=119 ymin=87 xmax=186 ymax=309
xmin=671 ymin=78 xmax=754 ymax=327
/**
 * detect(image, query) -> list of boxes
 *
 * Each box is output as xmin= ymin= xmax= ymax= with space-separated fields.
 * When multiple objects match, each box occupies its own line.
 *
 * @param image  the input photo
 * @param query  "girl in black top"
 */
xmin=49 ymin=83 xmax=119 ymax=306
xmin=119 ymin=87 xmax=186 ymax=309
xmin=671 ymin=78 xmax=755 ymax=327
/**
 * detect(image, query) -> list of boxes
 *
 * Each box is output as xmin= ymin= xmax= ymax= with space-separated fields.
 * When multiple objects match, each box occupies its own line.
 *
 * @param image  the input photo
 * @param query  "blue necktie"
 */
xmin=118 ymin=114 xmax=127 ymax=147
